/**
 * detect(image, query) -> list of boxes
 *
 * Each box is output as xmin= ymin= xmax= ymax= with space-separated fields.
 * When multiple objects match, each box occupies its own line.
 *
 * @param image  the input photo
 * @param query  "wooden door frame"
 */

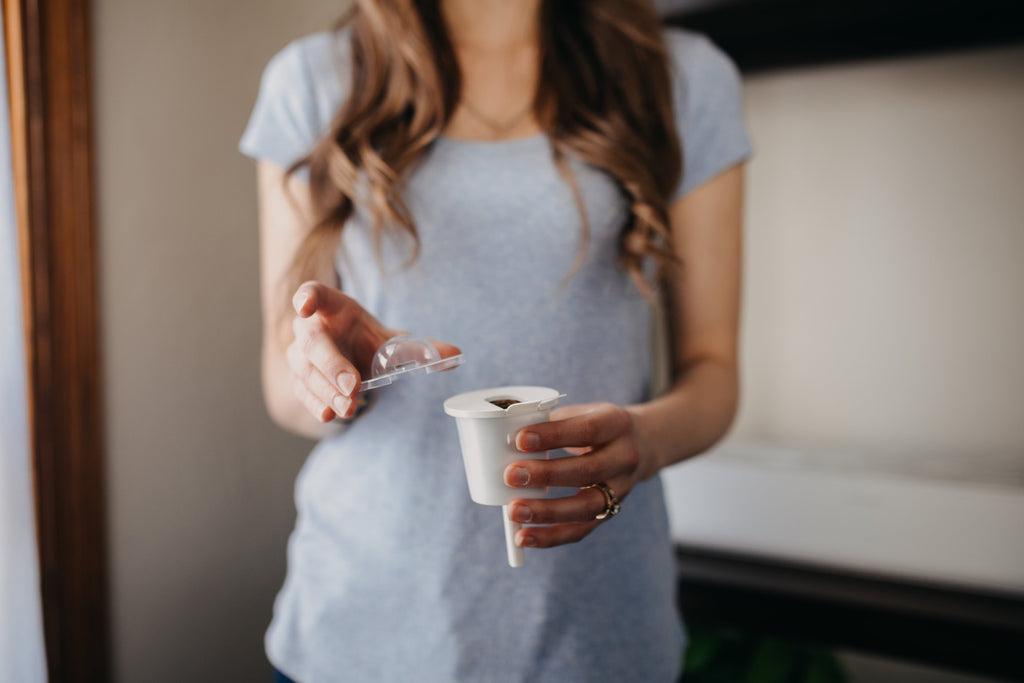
xmin=3 ymin=0 xmax=109 ymax=680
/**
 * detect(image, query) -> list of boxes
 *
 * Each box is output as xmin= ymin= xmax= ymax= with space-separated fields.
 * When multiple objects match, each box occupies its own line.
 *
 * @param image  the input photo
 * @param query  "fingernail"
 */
xmin=293 ymin=292 xmax=309 ymax=313
xmin=333 ymin=395 xmax=351 ymax=417
xmin=518 ymin=534 xmax=537 ymax=548
xmin=518 ymin=432 xmax=541 ymax=451
xmin=337 ymin=372 xmax=357 ymax=395
xmin=506 ymin=466 xmax=530 ymax=487
xmin=510 ymin=506 xmax=532 ymax=523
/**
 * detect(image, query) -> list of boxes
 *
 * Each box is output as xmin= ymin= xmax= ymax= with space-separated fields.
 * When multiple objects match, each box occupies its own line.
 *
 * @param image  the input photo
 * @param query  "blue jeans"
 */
xmin=274 ymin=669 xmax=297 ymax=683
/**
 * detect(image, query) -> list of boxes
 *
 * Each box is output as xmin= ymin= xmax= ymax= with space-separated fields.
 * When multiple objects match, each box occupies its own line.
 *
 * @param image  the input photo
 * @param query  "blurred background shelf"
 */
xmin=674 ymin=543 xmax=1024 ymax=680
xmin=659 ymin=0 xmax=1024 ymax=72
xmin=664 ymin=443 xmax=1024 ymax=680
xmin=663 ymin=442 xmax=1024 ymax=593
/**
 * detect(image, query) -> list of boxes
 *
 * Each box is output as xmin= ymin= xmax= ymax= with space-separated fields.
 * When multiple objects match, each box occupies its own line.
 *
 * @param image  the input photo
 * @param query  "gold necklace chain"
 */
xmin=459 ymin=99 xmax=534 ymax=134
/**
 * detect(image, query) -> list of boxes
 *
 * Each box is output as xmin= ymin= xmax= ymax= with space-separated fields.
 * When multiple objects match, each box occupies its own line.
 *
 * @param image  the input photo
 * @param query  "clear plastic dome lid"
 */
xmin=359 ymin=334 xmax=464 ymax=391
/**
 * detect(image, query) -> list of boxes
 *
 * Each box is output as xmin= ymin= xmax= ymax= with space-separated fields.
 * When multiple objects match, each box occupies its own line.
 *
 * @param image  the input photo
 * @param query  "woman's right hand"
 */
xmin=287 ymin=281 xmax=460 ymax=422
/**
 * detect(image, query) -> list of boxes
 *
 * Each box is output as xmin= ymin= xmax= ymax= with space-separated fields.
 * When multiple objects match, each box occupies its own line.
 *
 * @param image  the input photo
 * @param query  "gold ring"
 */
xmin=583 ymin=482 xmax=621 ymax=520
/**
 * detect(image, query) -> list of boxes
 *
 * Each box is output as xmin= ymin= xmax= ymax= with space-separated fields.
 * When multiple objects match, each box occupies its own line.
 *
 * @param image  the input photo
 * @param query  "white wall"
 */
xmin=664 ymin=44 xmax=1024 ymax=586
xmin=733 ymin=45 xmax=1024 ymax=474
xmin=93 ymin=1 xmax=346 ymax=680
xmin=666 ymin=45 xmax=1024 ymax=682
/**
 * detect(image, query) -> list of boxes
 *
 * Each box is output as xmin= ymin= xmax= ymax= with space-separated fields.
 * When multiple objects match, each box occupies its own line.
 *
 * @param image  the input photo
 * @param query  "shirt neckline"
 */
xmin=435 ymin=132 xmax=548 ymax=150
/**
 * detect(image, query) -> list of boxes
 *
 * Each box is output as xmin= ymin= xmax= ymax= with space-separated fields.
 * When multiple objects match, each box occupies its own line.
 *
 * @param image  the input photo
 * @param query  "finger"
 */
xmin=515 ymin=403 xmax=631 ymax=452
xmin=427 ymin=338 xmax=462 ymax=361
xmin=292 ymin=281 xmax=321 ymax=317
xmin=547 ymin=406 xmax=597 ymax=455
xmin=515 ymin=521 xmax=600 ymax=549
xmin=548 ymin=404 xmax=597 ymax=422
xmin=292 ymin=317 xmax=361 ymax=396
xmin=504 ymin=438 xmax=638 ymax=489
xmin=292 ymin=280 xmax=351 ymax=318
xmin=286 ymin=344 xmax=353 ymax=417
xmin=507 ymin=486 xmax=610 ymax=525
xmin=290 ymin=376 xmax=336 ymax=423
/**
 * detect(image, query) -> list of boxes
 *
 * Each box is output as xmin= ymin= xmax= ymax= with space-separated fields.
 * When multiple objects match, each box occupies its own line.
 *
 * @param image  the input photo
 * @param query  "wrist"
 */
xmin=625 ymin=403 xmax=663 ymax=482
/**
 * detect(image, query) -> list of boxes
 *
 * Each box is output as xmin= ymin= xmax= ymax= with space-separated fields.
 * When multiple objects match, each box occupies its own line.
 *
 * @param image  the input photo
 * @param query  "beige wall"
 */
xmin=94 ymin=1 xmax=347 ymax=681
xmin=733 ymin=45 xmax=1024 ymax=471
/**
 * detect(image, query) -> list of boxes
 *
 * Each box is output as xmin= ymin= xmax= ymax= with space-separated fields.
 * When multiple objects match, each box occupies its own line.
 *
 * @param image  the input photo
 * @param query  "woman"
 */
xmin=240 ymin=0 xmax=750 ymax=680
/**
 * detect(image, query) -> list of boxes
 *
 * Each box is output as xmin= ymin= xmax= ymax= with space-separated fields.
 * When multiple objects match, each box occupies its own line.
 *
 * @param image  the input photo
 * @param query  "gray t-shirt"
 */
xmin=241 ymin=26 xmax=750 ymax=683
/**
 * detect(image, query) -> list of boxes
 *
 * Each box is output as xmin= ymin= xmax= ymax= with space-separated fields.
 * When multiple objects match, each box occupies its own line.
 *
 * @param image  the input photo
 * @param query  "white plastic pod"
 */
xmin=444 ymin=386 xmax=565 ymax=567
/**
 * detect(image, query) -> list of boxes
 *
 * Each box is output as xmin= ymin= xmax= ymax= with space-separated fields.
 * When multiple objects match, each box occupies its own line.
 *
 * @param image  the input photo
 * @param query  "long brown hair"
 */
xmin=287 ymin=0 xmax=681 ymax=302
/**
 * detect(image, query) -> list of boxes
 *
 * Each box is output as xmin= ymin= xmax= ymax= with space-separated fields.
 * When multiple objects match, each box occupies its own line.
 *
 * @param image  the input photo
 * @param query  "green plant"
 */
xmin=681 ymin=624 xmax=847 ymax=683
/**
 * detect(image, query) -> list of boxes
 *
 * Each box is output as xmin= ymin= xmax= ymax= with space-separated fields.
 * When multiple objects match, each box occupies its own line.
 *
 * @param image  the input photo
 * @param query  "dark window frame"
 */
xmin=3 ymin=0 xmax=108 ymax=680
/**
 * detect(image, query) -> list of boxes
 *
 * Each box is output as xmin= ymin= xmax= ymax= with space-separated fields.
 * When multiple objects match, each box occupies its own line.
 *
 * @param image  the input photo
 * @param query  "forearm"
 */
xmin=627 ymin=356 xmax=739 ymax=480
xmin=256 ymin=162 xmax=348 ymax=441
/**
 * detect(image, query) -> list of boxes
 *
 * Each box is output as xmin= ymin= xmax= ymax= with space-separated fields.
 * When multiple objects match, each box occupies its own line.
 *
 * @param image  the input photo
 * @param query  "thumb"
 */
xmin=292 ymin=281 xmax=348 ymax=318
xmin=428 ymin=339 xmax=462 ymax=361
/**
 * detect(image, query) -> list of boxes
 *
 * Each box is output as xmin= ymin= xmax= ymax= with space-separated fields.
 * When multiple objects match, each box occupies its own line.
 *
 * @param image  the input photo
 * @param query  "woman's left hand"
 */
xmin=503 ymin=402 xmax=658 ymax=549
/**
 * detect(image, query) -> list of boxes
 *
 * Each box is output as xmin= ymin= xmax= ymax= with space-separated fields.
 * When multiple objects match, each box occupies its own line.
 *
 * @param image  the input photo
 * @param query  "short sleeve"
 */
xmin=665 ymin=30 xmax=753 ymax=202
xmin=239 ymin=37 xmax=327 ymax=172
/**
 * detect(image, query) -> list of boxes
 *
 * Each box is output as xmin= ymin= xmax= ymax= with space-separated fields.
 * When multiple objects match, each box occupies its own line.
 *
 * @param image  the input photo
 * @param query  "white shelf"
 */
xmin=662 ymin=442 xmax=1024 ymax=594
